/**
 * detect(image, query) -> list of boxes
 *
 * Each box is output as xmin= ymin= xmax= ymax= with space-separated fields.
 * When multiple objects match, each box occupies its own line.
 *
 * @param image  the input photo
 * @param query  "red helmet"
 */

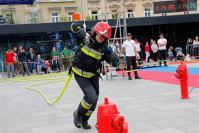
xmin=93 ymin=22 xmax=112 ymax=39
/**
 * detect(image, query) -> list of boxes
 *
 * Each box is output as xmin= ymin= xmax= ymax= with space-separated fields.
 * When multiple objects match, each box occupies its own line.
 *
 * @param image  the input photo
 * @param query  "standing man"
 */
xmin=71 ymin=22 xmax=118 ymax=129
xmin=158 ymin=33 xmax=168 ymax=66
xmin=122 ymin=33 xmax=141 ymax=80
xmin=27 ymin=48 xmax=36 ymax=74
xmin=18 ymin=48 xmax=30 ymax=76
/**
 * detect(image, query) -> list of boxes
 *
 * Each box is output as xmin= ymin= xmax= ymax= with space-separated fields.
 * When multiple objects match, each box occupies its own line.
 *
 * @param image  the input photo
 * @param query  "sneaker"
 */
xmin=73 ymin=111 xmax=81 ymax=128
xmin=135 ymin=76 xmax=141 ymax=79
xmin=164 ymin=64 xmax=168 ymax=67
xmin=128 ymin=77 xmax=132 ymax=80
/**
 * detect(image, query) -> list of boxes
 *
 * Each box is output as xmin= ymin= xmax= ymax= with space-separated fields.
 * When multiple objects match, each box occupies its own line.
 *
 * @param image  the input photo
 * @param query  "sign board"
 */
xmin=0 ymin=0 xmax=35 ymax=5
xmin=0 ymin=17 xmax=5 ymax=24
xmin=154 ymin=0 xmax=197 ymax=14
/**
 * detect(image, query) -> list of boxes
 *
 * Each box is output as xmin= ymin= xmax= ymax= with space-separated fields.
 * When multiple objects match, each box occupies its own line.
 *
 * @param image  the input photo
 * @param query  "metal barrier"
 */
xmin=186 ymin=44 xmax=199 ymax=58
xmin=1 ymin=56 xmax=74 ymax=79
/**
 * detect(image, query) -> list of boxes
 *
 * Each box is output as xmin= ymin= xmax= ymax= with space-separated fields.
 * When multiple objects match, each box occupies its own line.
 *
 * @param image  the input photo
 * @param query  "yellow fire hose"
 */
xmin=26 ymin=74 xmax=73 ymax=105
xmin=1 ymin=72 xmax=68 ymax=82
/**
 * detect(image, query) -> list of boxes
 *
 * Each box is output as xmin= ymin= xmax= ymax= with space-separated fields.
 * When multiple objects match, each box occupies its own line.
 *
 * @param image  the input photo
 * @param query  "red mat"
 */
xmin=117 ymin=71 xmax=199 ymax=88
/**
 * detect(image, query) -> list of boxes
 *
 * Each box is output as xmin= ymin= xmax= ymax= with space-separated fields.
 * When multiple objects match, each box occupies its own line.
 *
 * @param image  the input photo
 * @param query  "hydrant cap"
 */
xmin=104 ymin=98 xmax=109 ymax=104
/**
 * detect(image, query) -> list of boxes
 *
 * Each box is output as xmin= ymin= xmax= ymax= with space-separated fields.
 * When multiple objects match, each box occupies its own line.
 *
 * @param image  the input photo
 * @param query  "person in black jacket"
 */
xmin=27 ymin=48 xmax=36 ymax=74
xmin=18 ymin=48 xmax=30 ymax=76
xmin=71 ymin=22 xmax=118 ymax=129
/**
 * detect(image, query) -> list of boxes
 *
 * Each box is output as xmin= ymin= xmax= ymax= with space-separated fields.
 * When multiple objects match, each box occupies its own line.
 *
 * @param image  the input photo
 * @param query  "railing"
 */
xmin=0 ymin=56 xmax=74 ymax=79
xmin=186 ymin=44 xmax=199 ymax=58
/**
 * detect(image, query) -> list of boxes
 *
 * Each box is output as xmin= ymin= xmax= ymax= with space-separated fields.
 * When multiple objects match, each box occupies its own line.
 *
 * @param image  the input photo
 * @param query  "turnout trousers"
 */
xmin=74 ymin=74 xmax=99 ymax=122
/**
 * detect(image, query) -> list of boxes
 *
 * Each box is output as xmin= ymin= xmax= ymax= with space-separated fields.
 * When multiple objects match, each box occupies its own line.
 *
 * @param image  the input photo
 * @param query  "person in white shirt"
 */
xmin=193 ymin=36 xmax=199 ymax=56
xmin=151 ymin=39 xmax=158 ymax=62
xmin=157 ymin=33 xmax=168 ymax=66
xmin=135 ymin=38 xmax=143 ymax=66
xmin=122 ymin=33 xmax=141 ymax=80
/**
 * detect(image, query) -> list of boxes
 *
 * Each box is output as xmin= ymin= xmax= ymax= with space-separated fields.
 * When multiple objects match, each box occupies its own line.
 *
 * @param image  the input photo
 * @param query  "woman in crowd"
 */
xmin=150 ymin=39 xmax=158 ymax=62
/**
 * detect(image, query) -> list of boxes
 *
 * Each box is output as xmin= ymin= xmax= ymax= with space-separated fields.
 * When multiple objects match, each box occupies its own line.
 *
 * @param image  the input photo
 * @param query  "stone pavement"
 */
xmin=1 ymin=64 xmax=199 ymax=133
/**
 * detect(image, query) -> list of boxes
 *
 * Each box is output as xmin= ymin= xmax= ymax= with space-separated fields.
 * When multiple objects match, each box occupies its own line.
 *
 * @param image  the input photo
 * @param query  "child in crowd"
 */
xmin=36 ymin=55 xmax=44 ymax=74
xmin=168 ymin=48 xmax=174 ymax=61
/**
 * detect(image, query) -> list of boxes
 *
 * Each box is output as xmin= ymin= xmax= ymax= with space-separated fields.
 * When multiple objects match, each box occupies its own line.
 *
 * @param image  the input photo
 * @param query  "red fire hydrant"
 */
xmin=96 ymin=98 xmax=128 ymax=133
xmin=175 ymin=62 xmax=189 ymax=99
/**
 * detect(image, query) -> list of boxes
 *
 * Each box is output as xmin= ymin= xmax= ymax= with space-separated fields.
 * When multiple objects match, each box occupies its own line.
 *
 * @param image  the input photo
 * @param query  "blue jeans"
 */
xmin=28 ymin=62 xmax=35 ymax=73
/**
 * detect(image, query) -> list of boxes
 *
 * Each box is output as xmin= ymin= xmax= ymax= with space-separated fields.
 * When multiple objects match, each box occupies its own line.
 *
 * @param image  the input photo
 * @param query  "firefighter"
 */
xmin=71 ymin=22 xmax=118 ymax=129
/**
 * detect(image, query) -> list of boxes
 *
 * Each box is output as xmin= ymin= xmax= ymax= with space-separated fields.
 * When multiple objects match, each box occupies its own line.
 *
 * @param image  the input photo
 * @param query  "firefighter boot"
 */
xmin=128 ymin=72 xmax=132 ymax=80
xmin=82 ymin=115 xmax=92 ymax=129
xmin=74 ymin=103 xmax=89 ymax=128
xmin=134 ymin=71 xmax=141 ymax=79
xmin=73 ymin=111 xmax=81 ymax=128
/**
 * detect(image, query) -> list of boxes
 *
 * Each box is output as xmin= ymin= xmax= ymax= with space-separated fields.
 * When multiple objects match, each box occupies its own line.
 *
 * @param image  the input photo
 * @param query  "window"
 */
xmin=91 ymin=11 xmax=98 ymax=20
xmin=127 ymin=9 xmax=134 ymax=18
xmin=67 ymin=12 xmax=74 ymax=22
xmin=52 ymin=12 xmax=59 ymax=23
xmin=112 ymin=10 xmax=118 ymax=19
xmin=27 ymin=13 xmax=39 ymax=24
xmin=144 ymin=8 xmax=151 ymax=17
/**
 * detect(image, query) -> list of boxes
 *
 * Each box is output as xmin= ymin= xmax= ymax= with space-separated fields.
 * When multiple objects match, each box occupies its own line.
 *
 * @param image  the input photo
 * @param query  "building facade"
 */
xmin=86 ymin=0 xmax=199 ymax=20
xmin=0 ymin=0 xmax=80 ymax=24
xmin=0 ymin=0 xmax=198 ymax=24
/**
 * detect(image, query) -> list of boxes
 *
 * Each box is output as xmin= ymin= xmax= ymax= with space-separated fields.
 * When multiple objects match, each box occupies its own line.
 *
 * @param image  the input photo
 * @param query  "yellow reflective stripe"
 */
xmin=80 ymin=101 xmax=92 ymax=110
xmin=81 ymin=46 xmax=102 ymax=60
xmin=72 ymin=67 xmax=95 ymax=78
xmin=85 ymin=111 xmax=92 ymax=116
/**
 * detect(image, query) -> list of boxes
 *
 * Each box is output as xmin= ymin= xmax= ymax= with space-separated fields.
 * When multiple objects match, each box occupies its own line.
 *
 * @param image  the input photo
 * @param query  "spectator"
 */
xmin=13 ymin=47 xmax=18 ymax=75
xmin=62 ymin=46 xmax=73 ymax=70
xmin=193 ymin=36 xmax=199 ymax=56
xmin=115 ymin=40 xmax=121 ymax=54
xmin=122 ymin=33 xmax=141 ymax=80
xmin=145 ymin=42 xmax=150 ymax=63
xmin=18 ymin=48 xmax=30 ymax=76
xmin=186 ymin=37 xmax=193 ymax=55
xmin=51 ymin=47 xmax=58 ymax=58
xmin=193 ymin=36 xmax=199 ymax=46
xmin=27 ymin=48 xmax=36 ymax=74
xmin=158 ymin=33 xmax=168 ymax=66
xmin=168 ymin=47 xmax=174 ymax=61
xmin=151 ymin=39 xmax=158 ymax=62
xmin=186 ymin=38 xmax=193 ymax=45
xmin=135 ymin=38 xmax=143 ymax=66
xmin=5 ymin=49 xmax=15 ymax=78
xmin=52 ymin=56 xmax=60 ymax=72
xmin=108 ymin=41 xmax=116 ymax=53
xmin=44 ymin=61 xmax=51 ymax=74
xmin=36 ymin=55 xmax=44 ymax=75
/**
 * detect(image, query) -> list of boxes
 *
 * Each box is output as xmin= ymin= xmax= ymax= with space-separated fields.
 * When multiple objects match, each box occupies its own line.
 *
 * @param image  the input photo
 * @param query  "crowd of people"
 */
xmin=3 ymin=45 xmax=74 ymax=78
xmin=3 ymin=33 xmax=199 ymax=78
xmin=108 ymin=33 xmax=190 ymax=68
xmin=186 ymin=35 xmax=199 ymax=56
